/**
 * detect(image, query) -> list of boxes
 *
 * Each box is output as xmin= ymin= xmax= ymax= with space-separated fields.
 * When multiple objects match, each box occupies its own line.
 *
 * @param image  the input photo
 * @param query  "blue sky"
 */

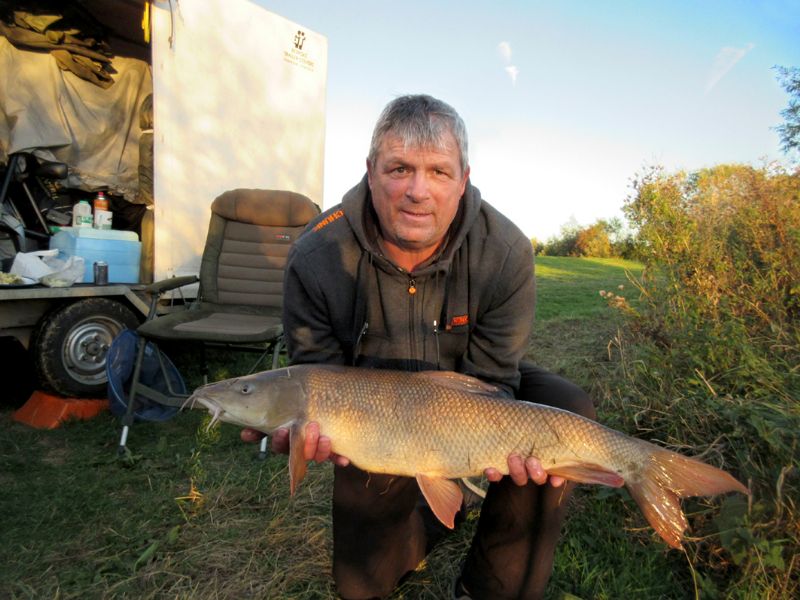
xmin=255 ymin=0 xmax=800 ymax=240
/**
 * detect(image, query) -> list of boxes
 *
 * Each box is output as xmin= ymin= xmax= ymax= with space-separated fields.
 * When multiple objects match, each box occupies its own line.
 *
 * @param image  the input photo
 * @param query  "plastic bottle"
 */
xmin=93 ymin=191 xmax=113 ymax=229
xmin=94 ymin=191 xmax=108 ymax=212
xmin=72 ymin=200 xmax=93 ymax=228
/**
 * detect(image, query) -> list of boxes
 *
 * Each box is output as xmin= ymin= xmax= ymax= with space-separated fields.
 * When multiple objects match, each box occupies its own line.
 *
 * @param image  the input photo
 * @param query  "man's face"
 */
xmin=367 ymin=132 xmax=469 ymax=256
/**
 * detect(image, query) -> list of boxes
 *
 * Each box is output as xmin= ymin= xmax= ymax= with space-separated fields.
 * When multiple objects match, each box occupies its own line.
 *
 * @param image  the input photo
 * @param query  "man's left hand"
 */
xmin=484 ymin=454 xmax=566 ymax=487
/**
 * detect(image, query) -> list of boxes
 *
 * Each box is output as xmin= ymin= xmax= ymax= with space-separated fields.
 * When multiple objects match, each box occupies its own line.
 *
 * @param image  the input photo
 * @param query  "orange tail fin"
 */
xmin=626 ymin=446 xmax=749 ymax=548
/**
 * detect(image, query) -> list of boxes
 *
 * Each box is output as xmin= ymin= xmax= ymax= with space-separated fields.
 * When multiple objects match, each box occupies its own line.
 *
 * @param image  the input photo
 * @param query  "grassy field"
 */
xmin=1 ymin=256 xmax=741 ymax=599
xmin=534 ymin=256 xmax=643 ymax=321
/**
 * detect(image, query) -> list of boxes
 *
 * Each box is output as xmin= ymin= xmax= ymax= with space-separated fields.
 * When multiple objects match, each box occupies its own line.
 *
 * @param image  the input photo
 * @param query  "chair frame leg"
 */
xmin=258 ymin=436 xmax=269 ymax=460
xmin=246 ymin=341 xmax=275 ymax=375
xmin=118 ymin=336 xmax=148 ymax=455
xmin=271 ymin=336 xmax=285 ymax=370
xmin=256 ymin=336 xmax=285 ymax=460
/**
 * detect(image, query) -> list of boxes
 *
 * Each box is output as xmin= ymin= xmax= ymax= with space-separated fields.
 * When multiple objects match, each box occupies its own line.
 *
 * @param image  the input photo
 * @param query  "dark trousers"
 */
xmin=331 ymin=362 xmax=596 ymax=600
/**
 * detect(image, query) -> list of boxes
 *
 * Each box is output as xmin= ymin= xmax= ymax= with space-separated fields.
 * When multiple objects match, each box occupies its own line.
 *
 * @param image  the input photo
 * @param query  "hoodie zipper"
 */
xmin=354 ymin=321 xmax=369 ymax=365
xmin=407 ymin=276 xmax=417 ymax=369
xmin=432 ymin=319 xmax=441 ymax=369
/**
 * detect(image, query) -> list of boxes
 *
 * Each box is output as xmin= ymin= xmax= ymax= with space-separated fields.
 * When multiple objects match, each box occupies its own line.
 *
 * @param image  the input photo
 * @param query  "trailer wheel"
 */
xmin=33 ymin=298 xmax=140 ymax=397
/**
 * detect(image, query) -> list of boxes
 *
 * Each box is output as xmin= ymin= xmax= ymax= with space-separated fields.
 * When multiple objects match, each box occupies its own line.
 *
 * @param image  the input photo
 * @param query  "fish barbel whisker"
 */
xmin=205 ymin=406 xmax=223 ymax=432
xmin=181 ymin=394 xmax=197 ymax=411
xmin=192 ymin=396 xmax=224 ymax=431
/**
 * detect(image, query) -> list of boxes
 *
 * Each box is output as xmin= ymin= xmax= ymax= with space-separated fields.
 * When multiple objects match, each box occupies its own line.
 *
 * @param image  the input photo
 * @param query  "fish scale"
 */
xmin=191 ymin=364 xmax=748 ymax=548
xmin=304 ymin=367 xmax=630 ymax=480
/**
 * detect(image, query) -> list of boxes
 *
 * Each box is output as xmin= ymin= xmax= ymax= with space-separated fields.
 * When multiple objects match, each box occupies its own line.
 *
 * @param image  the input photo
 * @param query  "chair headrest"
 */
xmin=211 ymin=189 xmax=320 ymax=227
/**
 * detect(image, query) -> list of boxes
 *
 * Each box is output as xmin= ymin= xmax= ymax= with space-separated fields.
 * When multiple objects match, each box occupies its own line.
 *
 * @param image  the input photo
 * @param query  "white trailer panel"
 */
xmin=151 ymin=0 xmax=327 ymax=281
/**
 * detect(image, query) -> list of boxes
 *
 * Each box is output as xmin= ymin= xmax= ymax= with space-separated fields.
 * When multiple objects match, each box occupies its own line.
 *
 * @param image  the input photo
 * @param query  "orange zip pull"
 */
xmin=408 ymin=278 xmax=417 ymax=295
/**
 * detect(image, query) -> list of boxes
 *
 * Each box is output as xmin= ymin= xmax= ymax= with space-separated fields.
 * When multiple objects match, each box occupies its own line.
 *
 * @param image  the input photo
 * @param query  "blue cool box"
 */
xmin=49 ymin=227 xmax=142 ymax=283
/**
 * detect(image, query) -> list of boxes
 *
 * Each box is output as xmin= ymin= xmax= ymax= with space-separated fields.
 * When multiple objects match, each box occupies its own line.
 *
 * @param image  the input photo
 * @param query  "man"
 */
xmin=243 ymin=94 xmax=595 ymax=599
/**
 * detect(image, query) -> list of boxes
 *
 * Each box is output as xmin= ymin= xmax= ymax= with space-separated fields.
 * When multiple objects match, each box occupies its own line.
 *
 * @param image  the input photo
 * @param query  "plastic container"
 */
xmin=93 ymin=191 xmax=108 ymax=211
xmin=93 ymin=191 xmax=112 ymax=229
xmin=49 ymin=227 xmax=141 ymax=283
xmin=72 ymin=200 xmax=93 ymax=228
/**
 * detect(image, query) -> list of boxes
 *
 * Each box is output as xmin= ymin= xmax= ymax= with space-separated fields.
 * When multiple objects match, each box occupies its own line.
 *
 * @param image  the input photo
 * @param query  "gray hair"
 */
xmin=367 ymin=94 xmax=469 ymax=174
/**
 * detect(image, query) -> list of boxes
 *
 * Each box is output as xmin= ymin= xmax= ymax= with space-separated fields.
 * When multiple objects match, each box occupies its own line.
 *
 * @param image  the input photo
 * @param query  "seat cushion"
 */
xmin=173 ymin=312 xmax=279 ymax=336
xmin=137 ymin=307 xmax=282 ymax=343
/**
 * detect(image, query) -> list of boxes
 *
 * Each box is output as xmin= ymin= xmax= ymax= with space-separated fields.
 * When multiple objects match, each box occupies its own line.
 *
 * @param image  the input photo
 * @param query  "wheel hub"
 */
xmin=63 ymin=319 xmax=122 ymax=385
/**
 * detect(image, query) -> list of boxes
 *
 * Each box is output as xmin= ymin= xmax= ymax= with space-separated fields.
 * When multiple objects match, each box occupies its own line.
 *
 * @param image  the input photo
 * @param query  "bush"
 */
xmin=625 ymin=163 xmax=800 ymax=398
xmin=608 ymin=162 xmax=800 ymax=597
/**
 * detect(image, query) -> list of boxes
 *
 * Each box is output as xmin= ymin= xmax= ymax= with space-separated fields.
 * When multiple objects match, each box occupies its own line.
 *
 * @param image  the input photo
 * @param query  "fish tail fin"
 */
xmin=627 ymin=446 xmax=749 ymax=548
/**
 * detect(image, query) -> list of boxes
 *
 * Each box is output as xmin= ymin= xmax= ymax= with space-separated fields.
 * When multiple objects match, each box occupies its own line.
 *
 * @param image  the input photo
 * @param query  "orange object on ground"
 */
xmin=13 ymin=391 xmax=109 ymax=429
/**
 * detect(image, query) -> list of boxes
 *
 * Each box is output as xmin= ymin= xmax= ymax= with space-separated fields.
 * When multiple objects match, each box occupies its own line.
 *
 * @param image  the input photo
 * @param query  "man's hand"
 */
xmin=240 ymin=422 xmax=350 ymax=467
xmin=484 ymin=454 xmax=565 ymax=488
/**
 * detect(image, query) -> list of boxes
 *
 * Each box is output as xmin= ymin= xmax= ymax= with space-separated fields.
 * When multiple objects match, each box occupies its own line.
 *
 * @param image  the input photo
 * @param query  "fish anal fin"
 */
xmin=548 ymin=463 xmax=625 ymax=488
xmin=416 ymin=474 xmax=463 ymax=529
xmin=288 ymin=424 xmax=308 ymax=496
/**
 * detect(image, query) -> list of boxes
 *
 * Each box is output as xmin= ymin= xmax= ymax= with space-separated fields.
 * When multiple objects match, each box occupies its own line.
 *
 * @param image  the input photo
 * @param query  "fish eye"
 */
xmin=240 ymin=383 xmax=253 ymax=394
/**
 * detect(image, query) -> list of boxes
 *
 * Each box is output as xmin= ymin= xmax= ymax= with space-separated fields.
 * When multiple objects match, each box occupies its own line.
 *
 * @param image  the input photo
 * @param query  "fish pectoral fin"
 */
xmin=547 ymin=463 xmax=625 ymax=488
xmin=415 ymin=474 xmax=463 ymax=529
xmin=288 ymin=424 xmax=308 ymax=496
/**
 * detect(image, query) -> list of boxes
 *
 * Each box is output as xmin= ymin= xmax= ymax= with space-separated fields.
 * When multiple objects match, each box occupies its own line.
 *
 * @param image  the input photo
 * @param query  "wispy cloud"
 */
xmin=705 ymin=43 xmax=755 ymax=95
xmin=497 ymin=41 xmax=518 ymax=86
xmin=497 ymin=41 xmax=512 ymax=62
xmin=505 ymin=65 xmax=519 ymax=86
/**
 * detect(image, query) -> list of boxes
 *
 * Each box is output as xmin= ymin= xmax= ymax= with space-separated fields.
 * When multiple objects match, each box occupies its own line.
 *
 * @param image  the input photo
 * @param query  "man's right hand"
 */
xmin=241 ymin=422 xmax=350 ymax=467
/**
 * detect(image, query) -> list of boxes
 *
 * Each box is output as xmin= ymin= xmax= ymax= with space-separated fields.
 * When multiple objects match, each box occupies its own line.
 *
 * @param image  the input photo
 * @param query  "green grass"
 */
xmin=534 ymin=256 xmax=643 ymax=321
xmin=2 ymin=256 xmax=762 ymax=599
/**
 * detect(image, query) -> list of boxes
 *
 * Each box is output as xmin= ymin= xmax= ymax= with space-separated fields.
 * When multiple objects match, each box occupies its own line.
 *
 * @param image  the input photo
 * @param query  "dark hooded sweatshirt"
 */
xmin=282 ymin=175 xmax=535 ymax=394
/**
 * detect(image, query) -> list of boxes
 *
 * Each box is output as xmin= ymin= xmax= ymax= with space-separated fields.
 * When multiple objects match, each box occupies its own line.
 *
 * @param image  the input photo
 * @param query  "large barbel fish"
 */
xmin=190 ymin=364 xmax=748 ymax=548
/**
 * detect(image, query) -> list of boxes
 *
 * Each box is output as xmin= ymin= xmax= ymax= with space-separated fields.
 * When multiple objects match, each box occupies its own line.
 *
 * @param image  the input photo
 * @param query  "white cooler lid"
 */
xmin=54 ymin=227 xmax=139 ymax=242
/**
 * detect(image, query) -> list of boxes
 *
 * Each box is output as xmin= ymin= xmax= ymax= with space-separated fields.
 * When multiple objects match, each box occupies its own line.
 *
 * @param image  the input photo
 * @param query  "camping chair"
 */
xmin=116 ymin=188 xmax=319 ymax=454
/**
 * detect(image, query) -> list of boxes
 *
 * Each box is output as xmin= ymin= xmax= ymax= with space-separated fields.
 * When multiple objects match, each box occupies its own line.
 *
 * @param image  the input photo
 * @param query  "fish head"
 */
xmin=189 ymin=368 xmax=305 ymax=432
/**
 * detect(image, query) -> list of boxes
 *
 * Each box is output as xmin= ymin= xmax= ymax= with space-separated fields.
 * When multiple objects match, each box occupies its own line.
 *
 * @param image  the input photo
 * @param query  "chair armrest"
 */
xmin=142 ymin=275 xmax=200 ymax=320
xmin=145 ymin=275 xmax=199 ymax=295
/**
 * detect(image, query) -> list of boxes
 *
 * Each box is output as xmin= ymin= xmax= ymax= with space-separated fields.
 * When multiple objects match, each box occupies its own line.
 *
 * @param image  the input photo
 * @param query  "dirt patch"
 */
xmin=42 ymin=446 xmax=70 ymax=466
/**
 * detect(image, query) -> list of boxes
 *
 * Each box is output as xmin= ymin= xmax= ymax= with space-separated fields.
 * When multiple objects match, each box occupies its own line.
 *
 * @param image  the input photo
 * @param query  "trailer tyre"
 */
xmin=33 ymin=298 xmax=140 ymax=397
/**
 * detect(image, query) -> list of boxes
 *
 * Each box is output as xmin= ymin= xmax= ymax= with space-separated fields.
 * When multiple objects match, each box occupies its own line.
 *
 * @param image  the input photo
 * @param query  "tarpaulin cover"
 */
xmin=0 ymin=36 xmax=152 ymax=200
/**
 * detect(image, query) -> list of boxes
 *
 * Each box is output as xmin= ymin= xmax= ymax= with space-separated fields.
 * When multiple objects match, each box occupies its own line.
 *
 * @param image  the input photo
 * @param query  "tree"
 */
xmin=541 ymin=217 xmax=580 ymax=256
xmin=573 ymin=222 xmax=612 ymax=257
xmin=775 ymin=66 xmax=800 ymax=156
xmin=541 ymin=217 xmax=623 ymax=257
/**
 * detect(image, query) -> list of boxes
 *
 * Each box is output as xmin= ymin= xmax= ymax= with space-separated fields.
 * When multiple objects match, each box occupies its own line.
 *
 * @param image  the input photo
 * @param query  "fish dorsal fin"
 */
xmin=416 ymin=371 xmax=501 ymax=396
xmin=288 ymin=424 xmax=308 ymax=496
xmin=415 ymin=474 xmax=463 ymax=529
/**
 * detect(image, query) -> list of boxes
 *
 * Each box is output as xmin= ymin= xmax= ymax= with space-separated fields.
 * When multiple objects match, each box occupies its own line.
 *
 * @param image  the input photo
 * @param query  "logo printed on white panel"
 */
xmin=284 ymin=30 xmax=314 ymax=71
